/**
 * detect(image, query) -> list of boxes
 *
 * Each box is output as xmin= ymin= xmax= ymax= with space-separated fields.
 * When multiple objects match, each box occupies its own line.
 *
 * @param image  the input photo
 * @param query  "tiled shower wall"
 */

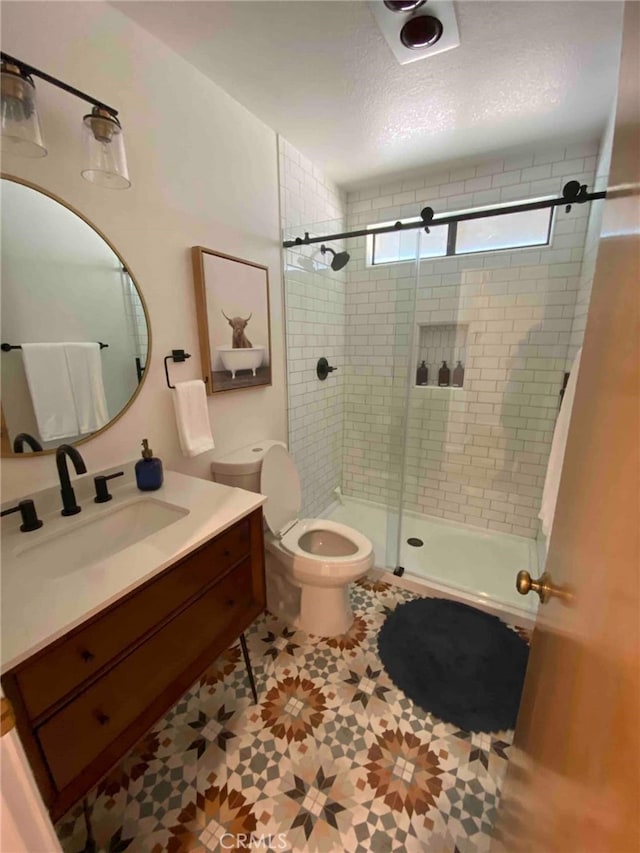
xmin=342 ymin=141 xmax=600 ymax=537
xmin=121 ymin=269 xmax=148 ymax=370
xmin=279 ymin=137 xmax=347 ymax=516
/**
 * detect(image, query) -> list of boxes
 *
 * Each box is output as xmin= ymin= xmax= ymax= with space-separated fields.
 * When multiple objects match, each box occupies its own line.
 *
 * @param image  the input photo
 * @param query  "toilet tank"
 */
xmin=210 ymin=440 xmax=286 ymax=493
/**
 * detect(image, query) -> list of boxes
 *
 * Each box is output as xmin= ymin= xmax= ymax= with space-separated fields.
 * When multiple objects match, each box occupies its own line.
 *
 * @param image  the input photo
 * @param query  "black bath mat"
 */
xmin=378 ymin=597 xmax=529 ymax=732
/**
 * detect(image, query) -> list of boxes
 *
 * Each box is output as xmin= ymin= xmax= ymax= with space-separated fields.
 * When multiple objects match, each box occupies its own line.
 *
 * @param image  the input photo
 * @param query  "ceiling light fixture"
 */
xmin=400 ymin=14 xmax=443 ymax=49
xmin=383 ymin=0 xmax=426 ymax=11
xmin=0 ymin=52 xmax=131 ymax=189
xmin=369 ymin=0 xmax=459 ymax=65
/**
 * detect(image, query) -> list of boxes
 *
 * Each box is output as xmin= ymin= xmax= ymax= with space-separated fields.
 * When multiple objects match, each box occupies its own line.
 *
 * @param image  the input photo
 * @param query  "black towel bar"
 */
xmin=1 ymin=342 xmax=108 ymax=351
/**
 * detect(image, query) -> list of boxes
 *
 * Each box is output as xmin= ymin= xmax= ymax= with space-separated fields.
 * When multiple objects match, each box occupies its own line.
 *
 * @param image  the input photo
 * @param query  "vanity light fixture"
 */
xmin=0 ymin=60 xmax=46 ymax=158
xmin=0 ymin=52 xmax=131 ymax=189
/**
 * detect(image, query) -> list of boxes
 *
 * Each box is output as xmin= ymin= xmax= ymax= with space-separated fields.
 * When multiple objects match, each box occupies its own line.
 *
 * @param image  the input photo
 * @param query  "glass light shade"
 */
xmin=0 ymin=68 xmax=47 ymax=158
xmin=81 ymin=108 xmax=131 ymax=190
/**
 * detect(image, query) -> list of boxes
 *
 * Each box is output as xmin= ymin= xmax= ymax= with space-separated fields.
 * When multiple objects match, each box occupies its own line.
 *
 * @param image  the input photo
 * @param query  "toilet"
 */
xmin=211 ymin=441 xmax=374 ymax=636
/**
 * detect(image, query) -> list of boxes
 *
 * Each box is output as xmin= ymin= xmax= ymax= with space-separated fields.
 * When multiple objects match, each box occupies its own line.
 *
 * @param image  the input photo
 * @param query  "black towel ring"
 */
xmin=164 ymin=350 xmax=191 ymax=389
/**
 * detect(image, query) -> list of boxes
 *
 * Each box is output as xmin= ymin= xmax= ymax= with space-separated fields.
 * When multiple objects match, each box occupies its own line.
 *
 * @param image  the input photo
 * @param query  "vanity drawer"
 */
xmin=37 ymin=557 xmax=255 ymax=793
xmin=15 ymin=516 xmax=251 ymax=721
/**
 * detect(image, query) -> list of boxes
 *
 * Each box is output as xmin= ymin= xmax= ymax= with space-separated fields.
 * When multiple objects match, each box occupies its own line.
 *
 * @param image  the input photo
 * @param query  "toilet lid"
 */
xmin=260 ymin=444 xmax=302 ymax=536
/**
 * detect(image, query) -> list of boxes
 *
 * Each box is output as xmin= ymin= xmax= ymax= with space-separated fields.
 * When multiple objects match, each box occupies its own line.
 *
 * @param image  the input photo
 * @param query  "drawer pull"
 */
xmin=226 ymin=598 xmax=235 ymax=607
xmin=80 ymin=649 xmax=95 ymax=663
xmin=95 ymin=711 xmax=110 ymax=726
xmin=223 ymin=548 xmax=232 ymax=557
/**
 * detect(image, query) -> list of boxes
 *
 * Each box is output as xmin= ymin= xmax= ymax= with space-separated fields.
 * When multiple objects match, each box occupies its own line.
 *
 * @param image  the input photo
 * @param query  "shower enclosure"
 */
xmin=282 ymin=174 xmax=604 ymax=620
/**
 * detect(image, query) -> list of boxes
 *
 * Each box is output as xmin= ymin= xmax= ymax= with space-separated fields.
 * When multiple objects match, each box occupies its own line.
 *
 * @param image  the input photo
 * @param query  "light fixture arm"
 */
xmin=1 ymin=51 xmax=118 ymax=118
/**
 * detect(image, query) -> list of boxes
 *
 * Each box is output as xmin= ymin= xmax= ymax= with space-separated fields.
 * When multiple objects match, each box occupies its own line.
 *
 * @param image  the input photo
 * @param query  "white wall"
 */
xmin=1 ymin=2 xmax=286 ymax=501
xmin=279 ymin=137 xmax=347 ymax=517
xmin=342 ymin=141 xmax=600 ymax=537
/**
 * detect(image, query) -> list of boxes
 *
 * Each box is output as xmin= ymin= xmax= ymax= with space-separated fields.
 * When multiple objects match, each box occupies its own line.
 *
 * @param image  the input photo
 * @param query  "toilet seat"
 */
xmin=280 ymin=518 xmax=372 ymax=563
xmin=260 ymin=445 xmax=372 ymax=565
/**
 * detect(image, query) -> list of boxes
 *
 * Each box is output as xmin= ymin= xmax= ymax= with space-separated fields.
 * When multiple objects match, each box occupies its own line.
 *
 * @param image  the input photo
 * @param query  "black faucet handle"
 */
xmin=0 ymin=499 xmax=43 ymax=532
xmin=94 ymin=471 xmax=125 ymax=504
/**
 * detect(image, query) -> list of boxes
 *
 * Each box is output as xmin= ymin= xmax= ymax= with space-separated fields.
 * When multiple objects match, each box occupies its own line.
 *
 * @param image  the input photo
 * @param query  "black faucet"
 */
xmin=13 ymin=432 xmax=44 ymax=453
xmin=56 ymin=444 xmax=87 ymax=516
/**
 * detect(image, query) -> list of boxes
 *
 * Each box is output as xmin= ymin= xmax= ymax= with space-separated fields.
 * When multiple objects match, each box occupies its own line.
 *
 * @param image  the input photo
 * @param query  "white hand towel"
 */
xmin=64 ymin=343 xmax=109 ymax=434
xmin=172 ymin=380 xmax=215 ymax=457
xmin=21 ymin=343 xmax=79 ymax=442
xmin=539 ymin=349 xmax=582 ymax=539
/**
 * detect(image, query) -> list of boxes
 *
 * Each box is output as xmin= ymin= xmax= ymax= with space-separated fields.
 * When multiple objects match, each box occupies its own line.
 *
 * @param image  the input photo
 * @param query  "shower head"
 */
xmin=320 ymin=244 xmax=350 ymax=271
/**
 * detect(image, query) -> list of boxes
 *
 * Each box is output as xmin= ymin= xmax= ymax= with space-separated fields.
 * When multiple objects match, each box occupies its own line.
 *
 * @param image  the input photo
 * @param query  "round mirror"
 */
xmin=0 ymin=176 xmax=150 ymax=456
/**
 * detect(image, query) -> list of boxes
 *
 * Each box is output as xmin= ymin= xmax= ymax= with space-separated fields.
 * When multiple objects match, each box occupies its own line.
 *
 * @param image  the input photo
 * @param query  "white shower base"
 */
xmin=323 ymin=496 xmax=539 ymax=623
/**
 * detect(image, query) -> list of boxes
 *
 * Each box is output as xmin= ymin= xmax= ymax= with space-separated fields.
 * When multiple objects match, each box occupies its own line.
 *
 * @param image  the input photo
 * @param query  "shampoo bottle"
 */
xmin=135 ymin=439 xmax=164 ymax=491
xmin=438 ymin=360 xmax=450 ymax=387
xmin=452 ymin=361 xmax=465 ymax=387
xmin=416 ymin=361 xmax=429 ymax=386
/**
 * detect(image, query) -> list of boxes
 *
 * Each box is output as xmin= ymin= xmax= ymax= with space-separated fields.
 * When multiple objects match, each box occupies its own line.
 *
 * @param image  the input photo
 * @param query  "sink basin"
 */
xmin=15 ymin=498 xmax=189 ymax=579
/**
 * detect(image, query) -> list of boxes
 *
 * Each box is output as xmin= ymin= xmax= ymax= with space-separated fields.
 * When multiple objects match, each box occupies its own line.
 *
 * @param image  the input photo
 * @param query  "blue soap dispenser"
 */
xmin=135 ymin=439 xmax=163 ymax=491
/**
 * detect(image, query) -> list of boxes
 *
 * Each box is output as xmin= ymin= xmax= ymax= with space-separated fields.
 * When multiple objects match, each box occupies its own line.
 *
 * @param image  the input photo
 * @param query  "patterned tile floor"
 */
xmin=56 ymin=576 xmax=517 ymax=853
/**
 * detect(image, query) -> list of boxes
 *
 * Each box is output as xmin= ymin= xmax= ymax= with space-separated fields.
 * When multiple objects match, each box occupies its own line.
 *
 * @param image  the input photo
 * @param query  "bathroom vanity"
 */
xmin=0 ymin=470 xmax=266 ymax=821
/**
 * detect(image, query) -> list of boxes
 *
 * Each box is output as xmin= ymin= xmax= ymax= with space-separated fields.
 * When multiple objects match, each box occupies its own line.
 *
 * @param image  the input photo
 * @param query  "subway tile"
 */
xmin=464 ymin=175 xmax=492 ymax=193
xmin=521 ymin=164 xmax=552 ymax=182
xmin=438 ymin=180 xmax=466 ymax=197
xmin=449 ymin=166 xmax=477 ymax=182
xmin=533 ymin=147 xmax=567 ymax=166
xmin=503 ymin=154 xmax=534 ymax=171
xmin=492 ymin=170 xmax=522 ymax=188
xmin=475 ymin=159 xmax=504 ymax=177
xmin=552 ymin=158 xmax=585 ymax=177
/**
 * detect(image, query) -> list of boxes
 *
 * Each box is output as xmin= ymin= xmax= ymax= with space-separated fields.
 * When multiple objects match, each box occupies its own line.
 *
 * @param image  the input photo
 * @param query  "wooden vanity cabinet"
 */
xmin=1 ymin=508 xmax=265 ymax=822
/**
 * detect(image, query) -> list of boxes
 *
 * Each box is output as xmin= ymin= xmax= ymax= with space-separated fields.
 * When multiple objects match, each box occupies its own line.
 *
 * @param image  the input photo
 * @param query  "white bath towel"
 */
xmin=64 ymin=343 xmax=109 ymax=434
xmin=21 ymin=343 xmax=79 ymax=442
xmin=539 ymin=349 xmax=582 ymax=539
xmin=172 ymin=380 xmax=215 ymax=457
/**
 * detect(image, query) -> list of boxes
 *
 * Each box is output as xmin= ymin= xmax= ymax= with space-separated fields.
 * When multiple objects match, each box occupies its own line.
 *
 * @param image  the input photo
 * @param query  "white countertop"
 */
xmin=1 ymin=469 xmax=265 ymax=671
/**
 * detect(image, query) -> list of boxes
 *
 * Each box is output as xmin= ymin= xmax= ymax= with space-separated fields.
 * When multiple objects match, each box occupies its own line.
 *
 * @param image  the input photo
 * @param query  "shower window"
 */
xmin=368 ymin=197 xmax=554 ymax=265
xmin=371 ymin=222 xmax=448 ymax=264
xmin=456 ymin=206 xmax=553 ymax=255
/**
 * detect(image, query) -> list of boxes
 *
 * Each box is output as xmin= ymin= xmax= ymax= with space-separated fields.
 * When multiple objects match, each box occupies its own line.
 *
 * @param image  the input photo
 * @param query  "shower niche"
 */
xmin=415 ymin=323 xmax=468 ymax=388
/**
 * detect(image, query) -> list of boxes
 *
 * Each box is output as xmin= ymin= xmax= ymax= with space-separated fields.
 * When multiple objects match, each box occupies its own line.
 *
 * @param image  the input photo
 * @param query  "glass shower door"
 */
xmin=394 ymin=224 xmax=543 ymax=615
xmin=384 ymin=234 xmax=421 ymax=571
xmin=281 ymin=220 xmax=420 ymax=575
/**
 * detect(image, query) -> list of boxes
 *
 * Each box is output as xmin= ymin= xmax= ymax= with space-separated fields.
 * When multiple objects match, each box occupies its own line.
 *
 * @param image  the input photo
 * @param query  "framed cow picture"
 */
xmin=192 ymin=247 xmax=272 ymax=394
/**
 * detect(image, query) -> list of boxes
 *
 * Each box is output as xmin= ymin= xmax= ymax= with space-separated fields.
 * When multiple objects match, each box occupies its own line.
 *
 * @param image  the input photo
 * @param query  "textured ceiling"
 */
xmin=114 ymin=1 xmax=623 ymax=188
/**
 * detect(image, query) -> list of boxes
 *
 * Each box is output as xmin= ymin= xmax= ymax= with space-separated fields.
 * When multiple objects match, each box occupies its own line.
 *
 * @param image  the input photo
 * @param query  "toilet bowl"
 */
xmin=211 ymin=441 xmax=374 ymax=636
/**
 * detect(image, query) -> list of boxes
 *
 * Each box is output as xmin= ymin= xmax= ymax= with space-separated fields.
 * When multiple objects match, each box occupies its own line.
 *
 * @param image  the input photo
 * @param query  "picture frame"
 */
xmin=191 ymin=247 xmax=272 ymax=395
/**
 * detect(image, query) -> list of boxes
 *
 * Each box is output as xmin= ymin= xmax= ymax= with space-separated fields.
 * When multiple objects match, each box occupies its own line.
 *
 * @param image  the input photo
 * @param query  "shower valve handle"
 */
xmin=317 ymin=358 xmax=337 ymax=381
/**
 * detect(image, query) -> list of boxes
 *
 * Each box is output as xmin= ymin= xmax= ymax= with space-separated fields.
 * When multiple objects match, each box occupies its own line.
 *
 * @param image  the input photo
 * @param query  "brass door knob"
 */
xmin=516 ymin=570 xmax=553 ymax=604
